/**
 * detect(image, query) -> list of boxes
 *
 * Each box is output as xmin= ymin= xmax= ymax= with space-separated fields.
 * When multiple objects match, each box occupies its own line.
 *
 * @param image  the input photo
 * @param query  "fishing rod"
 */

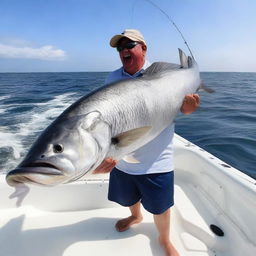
xmin=142 ymin=0 xmax=195 ymax=60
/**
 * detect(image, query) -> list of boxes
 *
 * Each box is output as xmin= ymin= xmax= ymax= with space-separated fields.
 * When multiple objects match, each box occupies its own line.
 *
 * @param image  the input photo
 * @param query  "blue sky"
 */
xmin=0 ymin=0 xmax=255 ymax=72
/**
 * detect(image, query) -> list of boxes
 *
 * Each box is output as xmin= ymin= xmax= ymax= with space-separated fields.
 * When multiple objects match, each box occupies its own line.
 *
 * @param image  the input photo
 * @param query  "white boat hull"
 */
xmin=1 ymin=134 xmax=255 ymax=256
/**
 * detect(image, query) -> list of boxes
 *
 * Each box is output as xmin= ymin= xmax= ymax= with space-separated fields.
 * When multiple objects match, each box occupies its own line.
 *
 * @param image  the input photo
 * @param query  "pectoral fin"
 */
xmin=122 ymin=154 xmax=140 ymax=164
xmin=112 ymin=126 xmax=151 ymax=148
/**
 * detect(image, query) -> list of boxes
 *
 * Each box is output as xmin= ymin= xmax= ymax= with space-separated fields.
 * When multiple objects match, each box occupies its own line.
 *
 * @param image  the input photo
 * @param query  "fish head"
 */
xmin=6 ymin=111 xmax=111 ymax=187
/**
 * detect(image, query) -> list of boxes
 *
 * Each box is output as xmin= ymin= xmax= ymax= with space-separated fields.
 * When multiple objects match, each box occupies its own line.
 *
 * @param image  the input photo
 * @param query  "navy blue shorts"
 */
xmin=108 ymin=168 xmax=174 ymax=215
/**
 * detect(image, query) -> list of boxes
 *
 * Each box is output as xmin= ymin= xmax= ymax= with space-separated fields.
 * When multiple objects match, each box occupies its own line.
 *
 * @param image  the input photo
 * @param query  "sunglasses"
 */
xmin=116 ymin=42 xmax=139 ymax=52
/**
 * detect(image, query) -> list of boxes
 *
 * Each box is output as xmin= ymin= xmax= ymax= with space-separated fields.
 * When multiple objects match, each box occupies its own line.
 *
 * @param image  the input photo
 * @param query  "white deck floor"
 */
xmin=1 ymin=183 xmax=220 ymax=256
xmin=1 ymin=204 xmax=163 ymax=256
xmin=1 ymin=135 xmax=255 ymax=256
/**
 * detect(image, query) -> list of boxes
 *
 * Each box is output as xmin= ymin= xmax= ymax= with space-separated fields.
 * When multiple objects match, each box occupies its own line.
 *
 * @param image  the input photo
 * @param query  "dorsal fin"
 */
xmin=179 ymin=48 xmax=189 ymax=68
xmin=143 ymin=62 xmax=180 ymax=76
xmin=143 ymin=49 xmax=193 ymax=76
xmin=188 ymin=56 xmax=193 ymax=67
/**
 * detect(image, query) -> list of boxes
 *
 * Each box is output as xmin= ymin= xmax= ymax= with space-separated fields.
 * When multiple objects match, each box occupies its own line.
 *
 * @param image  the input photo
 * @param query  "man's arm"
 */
xmin=93 ymin=158 xmax=117 ymax=174
xmin=180 ymin=94 xmax=200 ymax=114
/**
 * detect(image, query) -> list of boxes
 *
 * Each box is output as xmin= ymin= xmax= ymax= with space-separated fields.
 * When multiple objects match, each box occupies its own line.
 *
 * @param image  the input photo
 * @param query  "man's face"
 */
xmin=117 ymin=38 xmax=147 ymax=75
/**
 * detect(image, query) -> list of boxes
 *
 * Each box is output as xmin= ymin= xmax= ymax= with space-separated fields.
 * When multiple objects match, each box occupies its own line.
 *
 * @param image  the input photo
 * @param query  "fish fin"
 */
xmin=143 ymin=62 xmax=180 ymax=76
xmin=122 ymin=154 xmax=140 ymax=164
xmin=112 ymin=126 xmax=151 ymax=148
xmin=81 ymin=111 xmax=111 ymax=148
xmin=143 ymin=49 xmax=193 ymax=76
xmin=188 ymin=56 xmax=193 ymax=67
xmin=179 ymin=48 xmax=189 ymax=68
xmin=9 ymin=183 xmax=30 ymax=207
xmin=81 ymin=111 xmax=102 ymax=130
xmin=198 ymin=81 xmax=215 ymax=93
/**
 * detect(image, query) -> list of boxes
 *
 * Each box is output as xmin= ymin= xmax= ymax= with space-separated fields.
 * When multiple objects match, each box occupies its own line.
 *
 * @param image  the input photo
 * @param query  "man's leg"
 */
xmin=153 ymin=209 xmax=179 ymax=256
xmin=115 ymin=201 xmax=143 ymax=232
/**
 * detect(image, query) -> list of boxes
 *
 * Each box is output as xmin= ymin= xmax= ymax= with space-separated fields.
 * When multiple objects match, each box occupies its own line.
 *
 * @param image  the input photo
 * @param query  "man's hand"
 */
xmin=180 ymin=94 xmax=200 ymax=114
xmin=92 ymin=158 xmax=117 ymax=174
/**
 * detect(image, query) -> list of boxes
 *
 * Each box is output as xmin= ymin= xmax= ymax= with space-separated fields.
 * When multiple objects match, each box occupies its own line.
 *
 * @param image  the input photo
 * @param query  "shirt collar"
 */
xmin=122 ymin=60 xmax=151 ymax=78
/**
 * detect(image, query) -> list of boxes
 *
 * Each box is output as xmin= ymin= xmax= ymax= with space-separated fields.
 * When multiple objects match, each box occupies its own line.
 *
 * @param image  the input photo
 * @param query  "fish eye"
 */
xmin=53 ymin=144 xmax=64 ymax=153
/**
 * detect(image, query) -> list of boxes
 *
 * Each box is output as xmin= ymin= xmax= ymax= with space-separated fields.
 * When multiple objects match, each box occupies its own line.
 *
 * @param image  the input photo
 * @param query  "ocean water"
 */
xmin=0 ymin=72 xmax=255 ymax=179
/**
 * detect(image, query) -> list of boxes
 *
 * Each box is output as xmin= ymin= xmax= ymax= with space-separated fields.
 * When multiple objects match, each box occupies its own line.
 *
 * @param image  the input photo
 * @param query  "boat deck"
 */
xmin=1 ymin=204 xmax=164 ymax=256
xmin=1 ymin=182 xmax=223 ymax=256
xmin=1 ymin=135 xmax=255 ymax=256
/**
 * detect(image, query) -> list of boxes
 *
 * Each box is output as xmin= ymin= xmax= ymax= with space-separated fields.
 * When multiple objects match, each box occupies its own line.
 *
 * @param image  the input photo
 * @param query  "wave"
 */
xmin=0 ymin=92 xmax=79 ymax=173
xmin=0 ymin=95 xmax=11 ymax=101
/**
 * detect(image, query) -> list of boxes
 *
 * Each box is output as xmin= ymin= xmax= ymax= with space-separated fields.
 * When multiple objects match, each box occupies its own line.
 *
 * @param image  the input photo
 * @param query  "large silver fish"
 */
xmin=6 ymin=49 xmax=204 ymax=187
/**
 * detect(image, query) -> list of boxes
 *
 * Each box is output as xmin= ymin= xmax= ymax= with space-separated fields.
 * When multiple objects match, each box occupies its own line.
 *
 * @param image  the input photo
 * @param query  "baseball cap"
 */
xmin=110 ymin=29 xmax=146 ymax=47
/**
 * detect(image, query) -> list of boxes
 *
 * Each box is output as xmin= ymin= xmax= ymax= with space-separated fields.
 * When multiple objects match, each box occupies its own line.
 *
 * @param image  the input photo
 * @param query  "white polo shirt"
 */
xmin=105 ymin=60 xmax=151 ymax=85
xmin=105 ymin=61 xmax=174 ymax=175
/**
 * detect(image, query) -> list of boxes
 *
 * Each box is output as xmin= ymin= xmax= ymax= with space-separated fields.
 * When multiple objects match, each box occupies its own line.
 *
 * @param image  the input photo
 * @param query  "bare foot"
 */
xmin=159 ymin=238 xmax=180 ymax=256
xmin=115 ymin=215 xmax=143 ymax=232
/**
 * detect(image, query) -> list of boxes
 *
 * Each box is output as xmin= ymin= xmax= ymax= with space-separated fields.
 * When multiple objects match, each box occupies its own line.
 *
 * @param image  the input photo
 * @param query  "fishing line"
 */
xmin=132 ymin=0 xmax=195 ymax=60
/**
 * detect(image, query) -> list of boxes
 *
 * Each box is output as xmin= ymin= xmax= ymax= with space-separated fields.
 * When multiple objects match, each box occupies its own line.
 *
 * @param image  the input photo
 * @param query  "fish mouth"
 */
xmin=6 ymin=162 xmax=65 ymax=187
xmin=21 ymin=162 xmax=61 ymax=171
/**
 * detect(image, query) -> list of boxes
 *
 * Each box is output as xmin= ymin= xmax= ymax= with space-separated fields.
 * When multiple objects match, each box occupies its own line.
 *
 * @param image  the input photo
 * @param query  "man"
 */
xmin=94 ymin=29 xmax=200 ymax=256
